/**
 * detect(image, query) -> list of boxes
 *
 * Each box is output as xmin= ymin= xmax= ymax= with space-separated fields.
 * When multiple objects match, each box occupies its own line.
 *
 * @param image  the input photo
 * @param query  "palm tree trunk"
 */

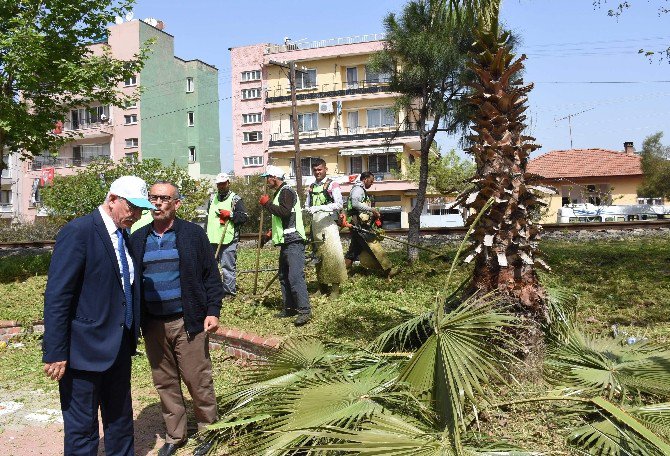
xmin=462 ymin=24 xmax=549 ymax=350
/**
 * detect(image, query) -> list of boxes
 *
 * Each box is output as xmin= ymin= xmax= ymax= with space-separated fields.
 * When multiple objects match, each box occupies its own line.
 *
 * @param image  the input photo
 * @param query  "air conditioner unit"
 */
xmin=318 ymin=101 xmax=334 ymax=114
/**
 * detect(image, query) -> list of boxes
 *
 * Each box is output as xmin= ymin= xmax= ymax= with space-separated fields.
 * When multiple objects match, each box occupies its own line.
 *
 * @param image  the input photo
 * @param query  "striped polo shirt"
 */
xmin=142 ymin=229 xmax=182 ymax=316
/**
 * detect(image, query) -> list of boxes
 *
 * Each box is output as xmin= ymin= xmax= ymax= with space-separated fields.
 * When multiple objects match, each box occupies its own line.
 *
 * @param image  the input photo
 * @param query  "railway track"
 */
xmin=1 ymin=220 xmax=668 ymax=250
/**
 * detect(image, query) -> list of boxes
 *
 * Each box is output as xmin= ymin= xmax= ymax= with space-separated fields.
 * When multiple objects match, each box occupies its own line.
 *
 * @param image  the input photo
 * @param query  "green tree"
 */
xmin=229 ymin=174 xmax=266 ymax=234
xmin=41 ymin=158 xmax=210 ymax=222
xmin=638 ymin=131 xmax=670 ymax=199
xmin=371 ymin=0 xmax=474 ymax=262
xmin=401 ymin=143 xmax=475 ymax=194
xmin=0 ymin=0 xmax=147 ymax=171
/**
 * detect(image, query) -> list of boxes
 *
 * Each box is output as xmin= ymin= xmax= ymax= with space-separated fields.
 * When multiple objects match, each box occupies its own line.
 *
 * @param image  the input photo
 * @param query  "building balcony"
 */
xmin=29 ymin=155 xmax=111 ymax=171
xmin=63 ymin=120 xmax=114 ymax=138
xmin=266 ymin=80 xmax=393 ymax=104
xmin=268 ymin=123 xmax=419 ymax=148
xmin=0 ymin=203 xmax=13 ymax=214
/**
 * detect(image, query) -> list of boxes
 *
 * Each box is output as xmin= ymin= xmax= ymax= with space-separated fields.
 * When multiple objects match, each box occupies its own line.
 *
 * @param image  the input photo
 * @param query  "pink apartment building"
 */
xmin=2 ymin=18 xmax=220 ymax=223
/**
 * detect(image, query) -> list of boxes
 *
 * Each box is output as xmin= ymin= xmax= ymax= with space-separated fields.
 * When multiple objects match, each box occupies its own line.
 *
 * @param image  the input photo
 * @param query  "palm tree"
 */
xmin=447 ymin=0 xmax=555 ymax=350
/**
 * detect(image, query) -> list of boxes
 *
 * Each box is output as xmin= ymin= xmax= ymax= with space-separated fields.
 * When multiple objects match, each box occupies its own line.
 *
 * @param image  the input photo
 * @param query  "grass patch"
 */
xmin=0 ymin=253 xmax=51 ymax=283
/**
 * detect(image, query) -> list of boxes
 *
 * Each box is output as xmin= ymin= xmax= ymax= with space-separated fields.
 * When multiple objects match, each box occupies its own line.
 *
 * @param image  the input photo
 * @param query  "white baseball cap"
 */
xmin=215 ymin=172 xmax=231 ymax=184
xmin=108 ymin=176 xmax=154 ymax=209
xmin=260 ymin=165 xmax=285 ymax=180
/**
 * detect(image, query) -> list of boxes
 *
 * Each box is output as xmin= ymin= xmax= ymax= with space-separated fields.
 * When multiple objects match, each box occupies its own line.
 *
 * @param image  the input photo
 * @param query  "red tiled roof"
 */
xmin=527 ymin=148 xmax=642 ymax=179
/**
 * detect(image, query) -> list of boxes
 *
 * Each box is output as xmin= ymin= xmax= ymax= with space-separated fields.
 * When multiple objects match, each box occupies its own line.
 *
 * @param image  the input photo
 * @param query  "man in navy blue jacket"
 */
xmin=42 ymin=176 xmax=154 ymax=456
xmin=129 ymin=181 xmax=223 ymax=456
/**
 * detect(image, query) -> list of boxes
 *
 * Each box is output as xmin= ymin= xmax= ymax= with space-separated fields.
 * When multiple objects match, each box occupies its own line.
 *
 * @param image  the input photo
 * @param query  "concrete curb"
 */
xmin=0 ymin=320 xmax=281 ymax=360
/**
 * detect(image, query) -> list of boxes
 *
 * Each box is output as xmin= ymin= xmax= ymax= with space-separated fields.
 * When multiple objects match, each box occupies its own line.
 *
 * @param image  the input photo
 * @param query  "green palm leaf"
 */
xmin=545 ymin=328 xmax=670 ymax=398
xmin=568 ymin=398 xmax=670 ymax=455
xmin=233 ymin=366 xmax=399 ymax=455
xmin=305 ymin=413 xmax=535 ymax=455
xmin=398 ymin=291 xmax=517 ymax=429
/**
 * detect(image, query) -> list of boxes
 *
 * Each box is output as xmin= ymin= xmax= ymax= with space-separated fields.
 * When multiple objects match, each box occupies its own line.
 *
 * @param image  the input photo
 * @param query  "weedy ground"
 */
xmin=1 ymin=234 xmax=668 ymax=453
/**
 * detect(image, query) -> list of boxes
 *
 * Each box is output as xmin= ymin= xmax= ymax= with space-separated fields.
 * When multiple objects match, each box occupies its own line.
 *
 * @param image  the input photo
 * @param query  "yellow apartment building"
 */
xmin=230 ymin=35 xmax=458 ymax=229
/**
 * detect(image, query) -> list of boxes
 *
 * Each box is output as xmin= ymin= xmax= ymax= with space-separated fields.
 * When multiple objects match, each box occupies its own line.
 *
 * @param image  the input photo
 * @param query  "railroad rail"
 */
xmin=1 ymin=220 xmax=668 ymax=250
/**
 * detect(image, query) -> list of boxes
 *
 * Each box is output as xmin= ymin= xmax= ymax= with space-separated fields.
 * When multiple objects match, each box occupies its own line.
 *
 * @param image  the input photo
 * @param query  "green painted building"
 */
xmin=134 ymin=20 xmax=220 ymax=177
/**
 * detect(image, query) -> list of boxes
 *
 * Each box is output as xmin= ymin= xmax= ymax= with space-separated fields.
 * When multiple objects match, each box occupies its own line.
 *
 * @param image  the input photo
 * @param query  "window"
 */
xmin=124 ymin=114 xmax=138 ymax=125
xmin=70 ymin=106 xmax=110 ymax=129
xmin=186 ymin=77 xmax=194 ymax=92
xmin=243 ymin=131 xmax=262 ymax=142
xmin=124 ymin=138 xmax=138 ymax=148
xmin=30 ymin=178 xmax=42 ymax=206
xmin=0 ymin=190 xmax=11 ymax=205
xmin=290 ymin=157 xmax=321 ymax=177
xmin=241 ymin=70 xmax=261 ymax=82
xmin=295 ymin=69 xmax=317 ymax=89
xmin=368 ymin=153 xmax=398 ymax=174
xmin=124 ymin=75 xmax=137 ymax=86
xmin=289 ymin=112 xmax=318 ymax=132
xmin=72 ymin=143 xmax=111 ymax=166
xmin=637 ymin=197 xmax=663 ymax=206
xmin=367 ymin=108 xmax=396 ymax=128
xmin=124 ymin=152 xmax=138 ymax=162
xmin=241 ymin=88 xmax=262 ymax=99
xmin=365 ymin=66 xmax=392 ymax=84
xmin=188 ymin=146 xmax=196 ymax=162
xmin=350 ymin=156 xmax=362 ymax=174
xmin=242 ymin=113 xmax=262 ymax=124
xmin=243 ymin=156 xmax=264 ymax=167
xmin=187 ymin=111 xmax=194 ymax=126
xmin=124 ymin=100 xmax=137 ymax=109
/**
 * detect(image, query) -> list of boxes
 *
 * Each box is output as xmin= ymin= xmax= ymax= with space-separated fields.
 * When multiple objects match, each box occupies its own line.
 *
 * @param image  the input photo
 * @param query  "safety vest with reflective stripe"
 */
xmin=207 ymin=191 xmax=238 ymax=245
xmin=271 ymin=185 xmax=305 ymax=245
xmin=308 ymin=178 xmax=334 ymax=207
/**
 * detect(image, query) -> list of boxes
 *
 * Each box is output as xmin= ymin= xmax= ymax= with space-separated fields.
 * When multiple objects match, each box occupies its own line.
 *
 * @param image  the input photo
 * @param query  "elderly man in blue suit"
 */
xmin=42 ymin=175 xmax=154 ymax=456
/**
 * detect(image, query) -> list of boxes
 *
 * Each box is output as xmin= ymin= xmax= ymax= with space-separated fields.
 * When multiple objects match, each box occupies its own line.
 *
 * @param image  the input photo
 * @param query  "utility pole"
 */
xmin=268 ymin=59 xmax=306 ymax=198
xmin=555 ymin=107 xmax=594 ymax=149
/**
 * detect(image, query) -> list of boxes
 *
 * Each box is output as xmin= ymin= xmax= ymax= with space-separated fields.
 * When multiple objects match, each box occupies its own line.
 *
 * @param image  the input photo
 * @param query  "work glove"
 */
xmin=219 ymin=209 xmax=231 ymax=224
xmin=375 ymin=218 xmax=382 ymax=227
xmin=359 ymin=213 xmax=370 ymax=223
xmin=260 ymin=229 xmax=272 ymax=247
xmin=259 ymin=194 xmax=270 ymax=206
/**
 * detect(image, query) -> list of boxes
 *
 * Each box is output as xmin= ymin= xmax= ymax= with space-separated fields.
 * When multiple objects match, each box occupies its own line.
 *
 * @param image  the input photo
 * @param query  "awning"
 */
xmin=339 ymin=146 xmax=402 ymax=156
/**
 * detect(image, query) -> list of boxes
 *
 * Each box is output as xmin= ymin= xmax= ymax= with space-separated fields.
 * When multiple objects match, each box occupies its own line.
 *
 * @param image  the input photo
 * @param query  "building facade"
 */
xmin=5 ymin=18 xmax=220 ymax=223
xmin=230 ymin=35 xmax=441 ymax=229
xmin=527 ymin=143 xmax=658 ymax=223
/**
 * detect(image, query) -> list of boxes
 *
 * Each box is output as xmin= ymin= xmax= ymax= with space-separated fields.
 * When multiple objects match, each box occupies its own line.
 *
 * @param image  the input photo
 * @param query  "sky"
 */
xmin=131 ymin=0 xmax=670 ymax=172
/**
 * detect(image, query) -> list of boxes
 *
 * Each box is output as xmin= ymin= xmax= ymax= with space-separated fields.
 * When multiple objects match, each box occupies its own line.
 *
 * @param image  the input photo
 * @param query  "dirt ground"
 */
xmin=0 ymin=387 xmax=169 ymax=455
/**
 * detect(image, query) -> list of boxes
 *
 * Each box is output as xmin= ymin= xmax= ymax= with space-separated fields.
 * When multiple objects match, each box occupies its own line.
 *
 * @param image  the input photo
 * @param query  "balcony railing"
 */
xmin=269 ymin=123 xmax=419 ymax=147
xmin=63 ymin=120 xmax=113 ymax=132
xmin=266 ymin=80 xmax=393 ymax=103
xmin=29 ymin=155 xmax=111 ymax=170
xmin=265 ymin=33 xmax=386 ymax=54
xmin=0 ymin=203 xmax=13 ymax=213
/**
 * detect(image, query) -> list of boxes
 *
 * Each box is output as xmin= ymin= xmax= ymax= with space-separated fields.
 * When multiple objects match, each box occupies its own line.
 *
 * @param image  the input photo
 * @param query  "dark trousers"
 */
xmin=278 ymin=241 xmax=311 ymax=314
xmin=59 ymin=330 xmax=134 ymax=456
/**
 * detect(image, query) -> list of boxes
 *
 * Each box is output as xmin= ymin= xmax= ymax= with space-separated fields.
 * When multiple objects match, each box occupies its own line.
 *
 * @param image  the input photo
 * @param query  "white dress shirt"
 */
xmin=98 ymin=206 xmax=135 ymax=287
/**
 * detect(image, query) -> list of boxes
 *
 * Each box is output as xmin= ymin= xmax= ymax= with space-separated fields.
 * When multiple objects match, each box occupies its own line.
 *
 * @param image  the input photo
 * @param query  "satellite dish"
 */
xmin=125 ymin=11 xmax=134 ymax=21
xmin=114 ymin=16 xmax=123 ymax=25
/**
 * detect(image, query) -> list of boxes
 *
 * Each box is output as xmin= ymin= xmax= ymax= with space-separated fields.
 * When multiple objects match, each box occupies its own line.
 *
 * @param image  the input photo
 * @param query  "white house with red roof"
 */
xmin=526 ymin=142 xmax=663 ymax=223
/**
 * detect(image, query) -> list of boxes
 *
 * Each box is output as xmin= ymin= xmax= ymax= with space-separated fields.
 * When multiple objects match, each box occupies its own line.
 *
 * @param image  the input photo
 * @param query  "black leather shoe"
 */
xmin=158 ymin=441 xmax=186 ymax=456
xmin=275 ymin=309 xmax=297 ymax=318
xmin=294 ymin=313 xmax=312 ymax=326
xmin=193 ymin=440 xmax=214 ymax=456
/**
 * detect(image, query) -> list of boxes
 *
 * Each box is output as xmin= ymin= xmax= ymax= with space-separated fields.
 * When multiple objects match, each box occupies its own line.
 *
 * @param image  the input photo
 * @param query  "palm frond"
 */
xmin=305 ymin=413 xmax=537 ymax=455
xmin=545 ymin=328 xmax=670 ymax=399
xmin=567 ymin=397 xmax=670 ymax=456
xmin=232 ymin=366 xmax=399 ymax=455
xmin=398 ymin=291 xmax=518 ymax=428
xmin=369 ymin=279 xmax=470 ymax=353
